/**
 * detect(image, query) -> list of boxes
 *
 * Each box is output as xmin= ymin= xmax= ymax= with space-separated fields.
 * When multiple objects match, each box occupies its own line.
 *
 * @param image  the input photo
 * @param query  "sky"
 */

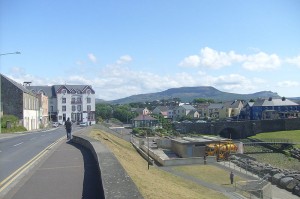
xmin=1 ymin=0 xmax=300 ymax=100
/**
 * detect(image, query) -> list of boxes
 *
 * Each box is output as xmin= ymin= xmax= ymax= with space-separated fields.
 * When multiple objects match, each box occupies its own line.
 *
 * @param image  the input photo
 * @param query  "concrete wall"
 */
xmin=156 ymin=138 xmax=172 ymax=149
xmin=72 ymin=130 xmax=143 ymax=199
xmin=139 ymin=143 xmax=216 ymax=166
xmin=174 ymin=118 xmax=300 ymax=139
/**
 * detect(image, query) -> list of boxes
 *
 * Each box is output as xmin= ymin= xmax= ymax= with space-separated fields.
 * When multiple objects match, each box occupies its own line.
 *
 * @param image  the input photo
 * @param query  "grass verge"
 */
xmin=249 ymin=130 xmax=300 ymax=147
xmin=174 ymin=165 xmax=244 ymax=186
xmin=90 ymin=129 xmax=228 ymax=199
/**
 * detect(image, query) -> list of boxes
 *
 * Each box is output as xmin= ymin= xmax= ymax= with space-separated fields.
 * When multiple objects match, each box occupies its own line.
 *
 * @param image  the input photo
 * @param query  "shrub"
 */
xmin=1 ymin=114 xmax=19 ymax=128
xmin=0 ymin=114 xmax=27 ymax=133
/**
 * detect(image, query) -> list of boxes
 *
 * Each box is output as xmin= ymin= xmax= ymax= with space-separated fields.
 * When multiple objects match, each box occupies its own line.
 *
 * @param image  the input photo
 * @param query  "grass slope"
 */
xmin=90 ymin=129 xmax=228 ymax=199
xmin=248 ymin=130 xmax=300 ymax=170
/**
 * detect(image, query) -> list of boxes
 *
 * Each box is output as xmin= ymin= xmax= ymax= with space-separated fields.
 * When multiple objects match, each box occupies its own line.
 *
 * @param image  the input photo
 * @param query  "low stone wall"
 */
xmin=72 ymin=134 xmax=143 ymax=199
xmin=230 ymin=155 xmax=300 ymax=196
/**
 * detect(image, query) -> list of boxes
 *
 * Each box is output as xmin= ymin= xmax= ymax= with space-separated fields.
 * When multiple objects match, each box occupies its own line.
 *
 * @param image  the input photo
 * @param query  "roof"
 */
xmin=154 ymin=106 xmax=169 ymax=112
xmin=1 ymin=74 xmax=36 ymax=96
xmin=207 ymin=103 xmax=223 ymax=109
xmin=28 ymin=86 xmax=55 ymax=97
xmin=178 ymin=104 xmax=196 ymax=110
xmin=253 ymin=98 xmax=299 ymax=107
xmin=223 ymin=100 xmax=244 ymax=108
xmin=28 ymin=84 xmax=95 ymax=98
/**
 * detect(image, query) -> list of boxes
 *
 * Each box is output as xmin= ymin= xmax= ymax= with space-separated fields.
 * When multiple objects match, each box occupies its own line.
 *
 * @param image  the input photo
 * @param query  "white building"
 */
xmin=29 ymin=85 xmax=96 ymax=125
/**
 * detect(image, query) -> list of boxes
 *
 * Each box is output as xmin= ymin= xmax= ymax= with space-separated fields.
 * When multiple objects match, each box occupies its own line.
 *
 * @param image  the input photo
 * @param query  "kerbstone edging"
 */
xmin=72 ymin=135 xmax=143 ymax=199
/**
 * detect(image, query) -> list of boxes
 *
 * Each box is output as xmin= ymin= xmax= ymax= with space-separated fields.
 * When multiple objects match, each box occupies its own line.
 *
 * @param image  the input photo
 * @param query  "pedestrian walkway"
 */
xmin=218 ymin=161 xmax=299 ymax=199
xmin=4 ymin=139 xmax=104 ymax=199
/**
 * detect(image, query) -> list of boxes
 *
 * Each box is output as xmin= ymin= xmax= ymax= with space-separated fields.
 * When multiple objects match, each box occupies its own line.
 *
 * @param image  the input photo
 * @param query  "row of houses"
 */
xmin=132 ymin=98 xmax=300 ymax=125
xmin=0 ymin=74 xmax=96 ymax=131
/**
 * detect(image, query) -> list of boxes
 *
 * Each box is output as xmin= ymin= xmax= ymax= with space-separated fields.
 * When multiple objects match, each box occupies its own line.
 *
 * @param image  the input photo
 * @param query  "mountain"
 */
xmin=95 ymin=98 xmax=108 ymax=104
xmin=109 ymin=86 xmax=281 ymax=104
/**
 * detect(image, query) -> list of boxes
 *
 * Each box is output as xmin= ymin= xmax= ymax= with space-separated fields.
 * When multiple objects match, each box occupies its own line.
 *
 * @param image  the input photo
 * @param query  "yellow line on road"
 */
xmin=0 ymin=136 xmax=65 ymax=193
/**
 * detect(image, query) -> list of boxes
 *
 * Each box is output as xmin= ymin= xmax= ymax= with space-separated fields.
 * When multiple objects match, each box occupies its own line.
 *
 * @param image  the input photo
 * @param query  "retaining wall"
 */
xmin=72 ymin=131 xmax=143 ymax=199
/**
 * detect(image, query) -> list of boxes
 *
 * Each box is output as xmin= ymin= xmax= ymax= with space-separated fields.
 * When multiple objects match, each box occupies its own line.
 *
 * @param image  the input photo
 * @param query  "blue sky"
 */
xmin=1 ymin=0 xmax=300 ymax=100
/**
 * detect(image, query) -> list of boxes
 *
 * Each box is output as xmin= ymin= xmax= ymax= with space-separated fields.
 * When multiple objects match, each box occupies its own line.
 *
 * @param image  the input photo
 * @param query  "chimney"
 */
xmin=268 ymin=97 xmax=272 ymax=101
xmin=282 ymin=97 xmax=286 ymax=101
xmin=23 ymin=81 xmax=32 ymax=87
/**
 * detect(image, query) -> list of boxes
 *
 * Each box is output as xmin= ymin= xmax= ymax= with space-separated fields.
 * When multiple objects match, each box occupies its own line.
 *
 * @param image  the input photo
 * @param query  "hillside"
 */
xmin=108 ymin=86 xmax=281 ymax=104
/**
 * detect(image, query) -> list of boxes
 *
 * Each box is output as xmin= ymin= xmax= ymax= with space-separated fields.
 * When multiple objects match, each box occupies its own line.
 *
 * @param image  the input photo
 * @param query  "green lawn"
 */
xmin=247 ymin=130 xmax=300 ymax=170
xmin=174 ymin=165 xmax=245 ymax=186
xmin=249 ymin=130 xmax=300 ymax=147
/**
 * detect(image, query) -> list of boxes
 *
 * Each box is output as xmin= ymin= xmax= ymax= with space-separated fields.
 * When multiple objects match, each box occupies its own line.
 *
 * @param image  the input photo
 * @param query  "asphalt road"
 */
xmin=0 ymin=127 xmax=68 ymax=183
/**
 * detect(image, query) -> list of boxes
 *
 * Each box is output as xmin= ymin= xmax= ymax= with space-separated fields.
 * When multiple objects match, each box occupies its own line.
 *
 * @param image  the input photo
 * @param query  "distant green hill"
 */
xmin=107 ymin=86 xmax=281 ymax=104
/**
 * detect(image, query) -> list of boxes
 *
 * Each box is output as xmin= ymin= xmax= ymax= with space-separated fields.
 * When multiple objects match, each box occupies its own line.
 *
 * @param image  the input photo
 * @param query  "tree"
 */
xmin=95 ymin=104 xmax=113 ymax=120
xmin=113 ymin=105 xmax=138 ymax=123
xmin=193 ymin=98 xmax=215 ymax=104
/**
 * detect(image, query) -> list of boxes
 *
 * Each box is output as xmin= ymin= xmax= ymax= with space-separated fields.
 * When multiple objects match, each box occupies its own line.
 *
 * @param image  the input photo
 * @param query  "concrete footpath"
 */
xmin=3 ymin=138 xmax=104 ymax=199
xmin=218 ymin=161 xmax=300 ymax=199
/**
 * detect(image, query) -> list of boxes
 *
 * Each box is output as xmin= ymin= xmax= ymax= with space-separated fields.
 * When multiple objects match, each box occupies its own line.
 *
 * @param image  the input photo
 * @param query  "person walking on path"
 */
xmin=230 ymin=171 xmax=234 ymax=184
xmin=65 ymin=117 xmax=72 ymax=140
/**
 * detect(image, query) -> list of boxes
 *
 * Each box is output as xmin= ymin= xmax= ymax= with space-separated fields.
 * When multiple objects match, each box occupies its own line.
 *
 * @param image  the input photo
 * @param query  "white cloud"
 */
xmin=277 ymin=81 xmax=299 ymax=88
xmin=88 ymin=53 xmax=97 ymax=63
xmin=286 ymin=55 xmax=300 ymax=67
xmin=242 ymin=52 xmax=281 ymax=71
xmin=207 ymin=74 xmax=255 ymax=92
xmin=116 ymin=55 xmax=133 ymax=65
xmin=179 ymin=55 xmax=200 ymax=67
xmin=179 ymin=47 xmax=281 ymax=71
xmin=5 ymin=51 xmax=299 ymax=101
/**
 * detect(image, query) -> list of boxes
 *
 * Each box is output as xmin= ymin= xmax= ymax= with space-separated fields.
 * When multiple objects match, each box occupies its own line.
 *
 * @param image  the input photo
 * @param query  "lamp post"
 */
xmin=0 ymin=51 xmax=21 ymax=56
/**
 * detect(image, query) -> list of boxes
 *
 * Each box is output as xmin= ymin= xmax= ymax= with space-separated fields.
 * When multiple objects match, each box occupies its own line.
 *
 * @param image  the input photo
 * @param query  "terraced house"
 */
xmin=29 ymin=85 xmax=96 ymax=125
xmin=251 ymin=97 xmax=300 ymax=120
xmin=1 ymin=74 xmax=40 ymax=130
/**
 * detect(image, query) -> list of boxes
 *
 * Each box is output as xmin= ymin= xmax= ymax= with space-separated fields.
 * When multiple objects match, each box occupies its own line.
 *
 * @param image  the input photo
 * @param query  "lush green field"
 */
xmin=247 ymin=130 xmax=300 ymax=170
xmin=249 ymin=130 xmax=300 ymax=147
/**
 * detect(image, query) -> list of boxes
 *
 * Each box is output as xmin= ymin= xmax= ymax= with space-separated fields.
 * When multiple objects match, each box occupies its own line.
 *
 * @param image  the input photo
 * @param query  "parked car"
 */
xmin=79 ymin=122 xmax=88 ymax=127
xmin=52 ymin=122 xmax=59 ymax=127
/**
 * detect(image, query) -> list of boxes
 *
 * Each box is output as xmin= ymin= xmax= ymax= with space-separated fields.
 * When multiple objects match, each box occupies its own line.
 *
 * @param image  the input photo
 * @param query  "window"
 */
xmin=87 ymin=89 xmax=91 ymax=95
xmin=62 ymin=89 xmax=67 ymax=94
xmin=87 ymin=105 xmax=91 ymax=111
xmin=62 ymin=98 xmax=66 ymax=103
xmin=72 ymin=105 xmax=76 ymax=111
xmin=71 ymin=97 xmax=75 ymax=103
xmin=77 ymin=105 xmax=81 ymax=111
xmin=62 ymin=106 xmax=66 ymax=111
xmin=87 ymin=97 xmax=91 ymax=103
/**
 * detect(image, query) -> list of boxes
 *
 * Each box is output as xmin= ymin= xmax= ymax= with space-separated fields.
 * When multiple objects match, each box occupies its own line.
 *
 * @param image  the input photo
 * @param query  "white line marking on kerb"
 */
xmin=13 ymin=142 xmax=24 ymax=147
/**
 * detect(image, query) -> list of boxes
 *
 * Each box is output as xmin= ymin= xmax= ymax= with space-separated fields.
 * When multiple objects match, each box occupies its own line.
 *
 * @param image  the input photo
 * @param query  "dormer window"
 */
xmin=87 ymin=89 xmax=91 ymax=95
xmin=62 ymin=89 xmax=67 ymax=95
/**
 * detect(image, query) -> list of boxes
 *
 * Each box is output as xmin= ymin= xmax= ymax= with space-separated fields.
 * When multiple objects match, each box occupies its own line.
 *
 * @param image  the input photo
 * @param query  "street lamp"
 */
xmin=0 ymin=51 xmax=21 ymax=56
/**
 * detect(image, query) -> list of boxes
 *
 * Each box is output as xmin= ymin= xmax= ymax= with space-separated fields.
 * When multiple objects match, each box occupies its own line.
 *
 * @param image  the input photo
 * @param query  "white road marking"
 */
xmin=13 ymin=142 xmax=24 ymax=147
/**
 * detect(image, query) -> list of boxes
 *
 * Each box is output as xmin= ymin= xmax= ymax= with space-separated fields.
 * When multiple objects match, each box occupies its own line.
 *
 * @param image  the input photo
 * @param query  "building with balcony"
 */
xmin=29 ymin=84 xmax=96 ymax=125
